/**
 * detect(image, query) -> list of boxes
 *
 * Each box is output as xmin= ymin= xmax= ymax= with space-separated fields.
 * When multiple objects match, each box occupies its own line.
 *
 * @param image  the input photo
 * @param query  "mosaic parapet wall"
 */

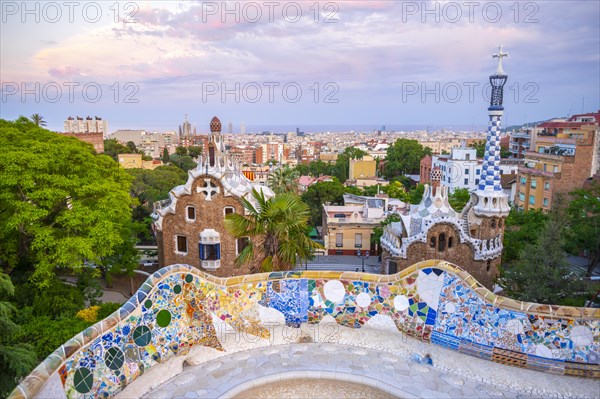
xmin=9 ymin=260 xmax=600 ymax=399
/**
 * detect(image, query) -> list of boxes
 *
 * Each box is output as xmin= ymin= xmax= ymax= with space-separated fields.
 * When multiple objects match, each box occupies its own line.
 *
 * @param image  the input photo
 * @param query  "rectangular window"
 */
xmin=464 ymin=178 xmax=468 ymax=185
xmin=200 ymin=243 xmax=220 ymax=260
xmin=544 ymin=181 xmax=550 ymax=190
xmin=476 ymin=169 xmax=480 ymax=175
xmin=475 ymin=179 xmax=479 ymax=185
xmin=236 ymin=237 xmax=250 ymax=255
xmin=520 ymin=177 xmax=526 ymax=185
xmin=355 ymin=233 xmax=362 ymax=248
xmin=519 ymin=192 xmax=525 ymax=201
xmin=464 ymin=168 xmax=469 ymax=175
xmin=336 ymin=233 xmax=343 ymax=247
xmin=553 ymin=166 xmax=559 ymax=173
xmin=224 ymin=207 xmax=234 ymax=215
xmin=176 ymin=235 xmax=188 ymax=253
xmin=543 ymin=198 xmax=549 ymax=207
xmin=529 ymin=195 xmax=535 ymax=205
xmin=531 ymin=179 xmax=537 ymax=189
xmin=187 ymin=206 xmax=196 ymax=220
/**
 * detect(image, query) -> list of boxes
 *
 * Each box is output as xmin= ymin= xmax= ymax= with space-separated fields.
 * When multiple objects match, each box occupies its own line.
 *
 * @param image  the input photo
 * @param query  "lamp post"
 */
xmin=357 ymin=250 xmax=370 ymax=272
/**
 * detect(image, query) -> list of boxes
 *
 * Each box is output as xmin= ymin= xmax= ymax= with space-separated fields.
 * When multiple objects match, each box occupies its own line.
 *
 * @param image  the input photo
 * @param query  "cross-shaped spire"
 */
xmin=492 ymin=44 xmax=508 ymax=75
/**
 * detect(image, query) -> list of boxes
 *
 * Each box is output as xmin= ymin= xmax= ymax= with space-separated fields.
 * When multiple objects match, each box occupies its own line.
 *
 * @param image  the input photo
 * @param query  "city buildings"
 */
xmin=515 ymin=111 xmax=600 ymax=211
xmin=154 ymin=117 xmax=274 ymax=276
xmin=64 ymin=116 xmax=108 ymax=135
xmin=431 ymin=148 xmax=520 ymax=193
xmin=111 ymin=129 xmax=146 ymax=145
xmin=63 ymin=116 xmax=107 ymax=153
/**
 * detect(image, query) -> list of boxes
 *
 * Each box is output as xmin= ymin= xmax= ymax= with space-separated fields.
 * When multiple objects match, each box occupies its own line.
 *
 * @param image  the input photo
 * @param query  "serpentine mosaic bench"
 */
xmin=9 ymin=260 xmax=600 ymax=398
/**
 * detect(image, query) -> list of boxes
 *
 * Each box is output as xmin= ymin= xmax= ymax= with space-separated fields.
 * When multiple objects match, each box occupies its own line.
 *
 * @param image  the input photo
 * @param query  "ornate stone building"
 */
xmin=381 ymin=47 xmax=511 ymax=289
xmin=153 ymin=117 xmax=274 ymax=276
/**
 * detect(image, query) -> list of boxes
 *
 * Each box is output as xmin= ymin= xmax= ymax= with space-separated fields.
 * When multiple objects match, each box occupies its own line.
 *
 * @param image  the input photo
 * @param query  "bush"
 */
xmin=97 ymin=302 xmax=122 ymax=320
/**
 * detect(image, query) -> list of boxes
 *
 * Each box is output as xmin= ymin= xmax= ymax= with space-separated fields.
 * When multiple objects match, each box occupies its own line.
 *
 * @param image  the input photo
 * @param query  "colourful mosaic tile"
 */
xmin=9 ymin=261 xmax=600 ymax=399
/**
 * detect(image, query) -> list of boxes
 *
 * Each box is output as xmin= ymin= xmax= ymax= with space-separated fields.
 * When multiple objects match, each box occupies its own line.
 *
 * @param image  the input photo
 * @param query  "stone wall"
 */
xmin=9 ymin=261 xmax=599 ymax=399
xmin=157 ymin=176 xmax=261 ymax=277
xmin=391 ymin=223 xmax=500 ymax=288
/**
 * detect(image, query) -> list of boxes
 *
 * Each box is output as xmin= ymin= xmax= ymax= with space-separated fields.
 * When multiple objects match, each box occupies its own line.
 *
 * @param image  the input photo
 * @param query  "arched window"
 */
xmin=448 ymin=236 xmax=453 ymax=248
xmin=224 ymin=207 xmax=235 ymax=216
xmin=498 ymin=219 xmax=503 ymax=228
xmin=490 ymin=219 xmax=496 ymax=228
xmin=438 ymin=233 xmax=446 ymax=251
xmin=430 ymin=237 xmax=436 ymax=248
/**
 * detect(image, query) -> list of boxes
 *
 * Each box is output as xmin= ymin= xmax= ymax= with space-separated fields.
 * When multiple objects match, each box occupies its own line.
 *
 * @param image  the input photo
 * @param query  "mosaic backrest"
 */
xmin=9 ymin=260 xmax=600 ymax=398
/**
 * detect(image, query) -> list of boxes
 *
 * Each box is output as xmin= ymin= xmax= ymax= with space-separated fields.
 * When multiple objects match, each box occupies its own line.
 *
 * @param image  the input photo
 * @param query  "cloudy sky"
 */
xmin=1 ymin=1 xmax=598 ymax=132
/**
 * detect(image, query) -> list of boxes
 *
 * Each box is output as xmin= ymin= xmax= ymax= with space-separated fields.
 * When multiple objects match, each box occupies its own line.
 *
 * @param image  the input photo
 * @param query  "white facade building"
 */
xmin=432 ymin=147 xmax=519 ymax=193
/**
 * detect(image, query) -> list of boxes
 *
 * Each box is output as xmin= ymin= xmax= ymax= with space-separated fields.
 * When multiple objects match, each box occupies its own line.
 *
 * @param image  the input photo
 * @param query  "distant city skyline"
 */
xmin=1 ymin=1 xmax=598 ymax=132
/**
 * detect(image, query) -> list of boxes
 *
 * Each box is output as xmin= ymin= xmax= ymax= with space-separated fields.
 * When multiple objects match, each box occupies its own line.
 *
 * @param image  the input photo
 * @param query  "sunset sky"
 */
xmin=1 ymin=1 xmax=599 ymax=132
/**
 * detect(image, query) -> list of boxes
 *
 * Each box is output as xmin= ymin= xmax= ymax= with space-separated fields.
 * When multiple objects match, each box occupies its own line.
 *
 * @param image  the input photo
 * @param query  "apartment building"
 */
xmin=515 ymin=111 xmax=600 ymax=211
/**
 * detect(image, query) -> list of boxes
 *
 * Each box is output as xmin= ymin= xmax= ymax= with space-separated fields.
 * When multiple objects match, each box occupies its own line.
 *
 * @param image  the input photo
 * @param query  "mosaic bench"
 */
xmin=9 ymin=259 xmax=600 ymax=398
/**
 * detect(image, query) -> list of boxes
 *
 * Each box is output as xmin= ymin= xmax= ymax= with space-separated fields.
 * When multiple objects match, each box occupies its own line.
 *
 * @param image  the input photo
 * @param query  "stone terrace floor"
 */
xmin=135 ymin=343 xmax=583 ymax=399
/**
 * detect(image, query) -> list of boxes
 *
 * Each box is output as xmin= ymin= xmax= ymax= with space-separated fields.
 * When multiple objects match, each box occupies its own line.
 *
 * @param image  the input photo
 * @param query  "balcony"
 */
xmin=327 ymin=217 xmax=382 ymax=224
xmin=510 ymin=131 xmax=531 ymax=139
xmin=201 ymin=260 xmax=220 ymax=271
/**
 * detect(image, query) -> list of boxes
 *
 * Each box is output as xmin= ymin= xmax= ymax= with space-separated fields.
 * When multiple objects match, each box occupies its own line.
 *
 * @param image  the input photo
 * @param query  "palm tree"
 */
xmin=30 ymin=114 xmax=46 ymax=127
xmin=267 ymin=166 xmax=299 ymax=194
xmin=224 ymin=189 xmax=323 ymax=272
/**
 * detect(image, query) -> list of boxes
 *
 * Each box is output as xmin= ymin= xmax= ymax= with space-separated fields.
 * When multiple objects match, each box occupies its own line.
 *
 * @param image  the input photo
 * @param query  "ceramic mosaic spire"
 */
xmin=478 ymin=45 xmax=508 ymax=192
xmin=473 ymin=45 xmax=510 ymax=217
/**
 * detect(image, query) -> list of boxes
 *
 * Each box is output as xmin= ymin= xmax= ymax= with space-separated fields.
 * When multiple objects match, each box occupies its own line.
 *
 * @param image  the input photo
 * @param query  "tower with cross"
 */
xmin=472 ymin=45 xmax=511 ymax=217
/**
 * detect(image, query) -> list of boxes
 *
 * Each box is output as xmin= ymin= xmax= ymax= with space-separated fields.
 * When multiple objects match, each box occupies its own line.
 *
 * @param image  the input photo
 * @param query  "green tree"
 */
xmin=0 ymin=119 xmax=136 ymax=285
xmin=301 ymin=180 xmax=346 ymax=226
xmin=103 ymin=138 xmax=132 ymax=161
xmin=224 ymin=189 xmax=323 ymax=272
xmin=371 ymin=214 xmax=402 ymax=246
xmin=502 ymin=205 xmax=581 ymax=304
xmin=0 ymin=274 xmax=37 ymax=397
xmin=128 ymin=165 xmax=188 ymax=208
xmin=502 ymin=208 xmax=548 ymax=265
xmin=29 ymin=114 xmax=46 ymax=127
xmin=169 ymin=154 xmax=196 ymax=171
xmin=126 ymin=141 xmax=137 ymax=153
xmin=384 ymin=139 xmax=431 ymax=179
xmin=161 ymin=148 xmax=170 ymax=164
xmin=407 ymin=184 xmax=426 ymax=204
xmin=188 ymin=146 xmax=203 ymax=158
xmin=448 ymin=188 xmax=471 ymax=211
xmin=175 ymin=146 xmax=188 ymax=156
xmin=473 ymin=140 xmax=486 ymax=158
xmin=267 ymin=166 xmax=299 ymax=194
xmin=382 ymin=181 xmax=409 ymax=201
xmin=566 ymin=183 xmax=600 ymax=277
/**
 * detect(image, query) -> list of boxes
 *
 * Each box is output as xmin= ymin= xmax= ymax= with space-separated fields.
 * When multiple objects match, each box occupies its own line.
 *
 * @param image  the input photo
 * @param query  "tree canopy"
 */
xmin=301 ymin=180 xmax=346 ymax=226
xmin=566 ymin=183 xmax=600 ymax=276
xmin=224 ymin=189 xmax=323 ymax=272
xmin=384 ymin=139 xmax=431 ymax=179
xmin=0 ymin=118 xmax=136 ymax=285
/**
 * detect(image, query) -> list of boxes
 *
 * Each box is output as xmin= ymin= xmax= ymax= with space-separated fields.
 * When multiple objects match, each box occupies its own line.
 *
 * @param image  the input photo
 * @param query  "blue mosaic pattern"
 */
xmin=478 ymin=113 xmax=503 ymax=192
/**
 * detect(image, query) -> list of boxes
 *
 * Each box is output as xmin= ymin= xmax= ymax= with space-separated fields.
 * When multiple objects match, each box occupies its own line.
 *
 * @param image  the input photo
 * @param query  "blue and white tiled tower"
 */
xmin=473 ymin=45 xmax=511 ymax=217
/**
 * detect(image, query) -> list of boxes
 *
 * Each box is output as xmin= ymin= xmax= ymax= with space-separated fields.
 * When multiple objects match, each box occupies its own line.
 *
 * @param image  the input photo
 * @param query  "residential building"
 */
xmin=420 ymin=155 xmax=432 ymax=184
xmin=117 ymin=153 xmax=162 ymax=169
xmin=515 ymin=111 xmax=600 ymax=211
xmin=323 ymin=194 xmax=401 ymax=256
xmin=255 ymin=142 xmax=285 ymax=164
xmin=62 ymin=132 xmax=104 ymax=153
xmin=154 ymin=117 xmax=274 ymax=276
xmin=111 ymin=129 xmax=146 ymax=146
xmin=431 ymin=148 xmax=520 ymax=193
xmin=349 ymin=156 xmax=377 ymax=180
xmin=64 ymin=116 xmax=108 ymax=136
